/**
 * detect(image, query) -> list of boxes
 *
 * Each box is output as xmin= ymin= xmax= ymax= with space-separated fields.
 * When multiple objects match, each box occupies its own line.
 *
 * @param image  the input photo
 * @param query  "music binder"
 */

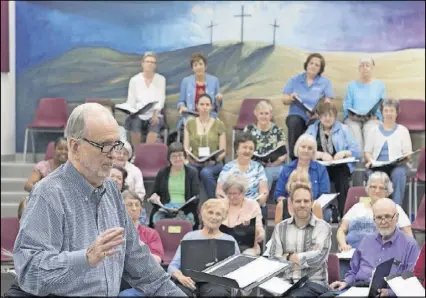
xmin=181 ymin=110 xmax=199 ymax=117
xmin=219 ymin=217 xmax=256 ymax=252
xmin=186 ymin=149 xmax=225 ymax=163
xmin=371 ymin=149 xmax=421 ymax=168
xmin=185 ymin=255 xmax=291 ymax=293
xmin=316 ymin=193 xmax=339 ymax=209
xmin=252 ymin=144 xmax=287 ymax=164
xmin=115 ymin=101 xmax=158 ymax=117
xmin=318 ymin=157 xmax=359 ymax=167
xmin=293 ymin=95 xmax=324 ymax=115
xmin=348 ymin=98 xmax=383 ymax=121
xmin=181 ymin=239 xmax=236 ymax=275
xmin=153 ymin=196 xmax=199 ymax=214
xmin=385 ymin=271 xmax=425 ymax=297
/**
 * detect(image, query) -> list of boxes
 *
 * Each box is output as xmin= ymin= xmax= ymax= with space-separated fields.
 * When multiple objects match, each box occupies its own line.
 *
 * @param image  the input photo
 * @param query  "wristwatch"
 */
xmin=286 ymin=253 xmax=293 ymax=261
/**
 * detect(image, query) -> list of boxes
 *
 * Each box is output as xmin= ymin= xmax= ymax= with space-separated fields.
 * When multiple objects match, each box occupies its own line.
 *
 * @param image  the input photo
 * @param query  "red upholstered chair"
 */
xmin=1 ymin=217 xmax=20 ymax=263
xmin=154 ymin=219 xmax=193 ymax=266
xmin=397 ymin=99 xmax=426 ymax=132
xmin=327 ymin=253 xmax=340 ymax=284
xmin=231 ymin=98 xmax=265 ymax=159
xmin=23 ymin=98 xmax=68 ymax=162
xmin=44 ymin=141 xmax=55 ymax=161
xmin=409 ymin=148 xmax=426 ymax=219
xmin=344 ymin=186 xmax=367 ymax=216
xmin=134 ymin=143 xmax=169 ymax=180
xmin=412 ymin=196 xmax=425 ymax=231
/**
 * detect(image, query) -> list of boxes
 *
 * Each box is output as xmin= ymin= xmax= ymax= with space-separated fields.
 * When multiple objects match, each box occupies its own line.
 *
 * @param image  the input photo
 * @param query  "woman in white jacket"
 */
xmin=364 ymin=98 xmax=412 ymax=206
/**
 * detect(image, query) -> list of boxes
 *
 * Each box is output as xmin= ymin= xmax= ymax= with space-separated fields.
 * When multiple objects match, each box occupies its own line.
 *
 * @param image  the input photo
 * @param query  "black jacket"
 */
xmin=148 ymin=165 xmax=200 ymax=228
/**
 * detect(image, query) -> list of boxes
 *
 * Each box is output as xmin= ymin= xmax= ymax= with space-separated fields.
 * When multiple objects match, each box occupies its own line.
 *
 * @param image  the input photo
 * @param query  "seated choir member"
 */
xmin=343 ymin=57 xmax=385 ymax=157
xmin=274 ymin=169 xmax=323 ymax=224
xmin=220 ymin=174 xmax=265 ymax=256
xmin=364 ymin=98 xmax=413 ymax=206
xmin=183 ymin=93 xmax=226 ymax=198
xmin=124 ymin=51 xmax=166 ymax=146
xmin=112 ymin=140 xmax=146 ymax=199
xmin=24 ymin=137 xmax=68 ymax=192
xmin=306 ymin=101 xmax=360 ymax=219
xmin=216 ymin=132 xmax=269 ymax=221
xmin=323 ymin=199 xmax=419 ymax=297
xmin=168 ymin=199 xmax=239 ymax=297
xmin=413 ymin=244 xmax=425 ymax=288
xmin=274 ymin=134 xmax=332 ymax=222
xmin=281 ymin=52 xmax=333 ymax=160
xmin=148 ymin=142 xmax=200 ymax=229
xmin=177 ymin=52 xmax=223 ymax=129
xmin=244 ymin=99 xmax=287 ymax=190
xmin=268 ymin=183 xmax=332 ymax=297
xmin=109 ymin=165 xmax=128 ymax=192
xmin=337 ymin=171 xmax=413 ymax=252
xmin=119 ymin=191 xmax=165 ymax=297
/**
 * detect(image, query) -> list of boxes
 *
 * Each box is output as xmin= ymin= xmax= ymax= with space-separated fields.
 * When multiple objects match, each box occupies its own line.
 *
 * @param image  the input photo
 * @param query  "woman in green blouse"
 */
xmin=244 ymin=100 xmax=287 ymax=189
xmin=183 ymin=93 xmax=227 ymax=198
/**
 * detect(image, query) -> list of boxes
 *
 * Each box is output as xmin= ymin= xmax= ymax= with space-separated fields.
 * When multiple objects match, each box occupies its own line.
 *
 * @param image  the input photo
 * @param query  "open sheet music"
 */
xmin=385 ymin=272 xmax=425 ymax=297
xmin=336 ymin=248 xmax=355 ymax=259
xmin=371 ymin=149 xmax=421 ymax=168
xmin=348 ymin=98 xmax=383 ymax=121
xmin=318 ymin=157 xmax=358 ymax=167
xmin=186 ymin=149 xmax=225 ymax=163
xmin=316 ymin=193 xmax=339 ymax=209
xmin=115 ymin=102 xmax=158 ymax=117
xmin=253 ymin=144 xmax=287 ymax=164
xmin=259 ymin=277 xmax=293 ymax=296
xmin=337 ymin=287 xmax=369 ymax=297
xmin=154 ymin=196 xmax=198 ymax=214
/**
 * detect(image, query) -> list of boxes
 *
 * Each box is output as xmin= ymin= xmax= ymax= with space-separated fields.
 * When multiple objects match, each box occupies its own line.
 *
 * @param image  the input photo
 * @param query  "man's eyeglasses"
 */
xmin=374 ymin=213 xmax=396 ymax=222
xmin=83 ymin=138 xmax=124 ymax=153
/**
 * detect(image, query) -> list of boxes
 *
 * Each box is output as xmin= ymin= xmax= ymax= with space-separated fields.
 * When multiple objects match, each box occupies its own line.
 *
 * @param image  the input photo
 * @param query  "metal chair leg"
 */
xmin=23 ymin=128 xmax=29 ymax=162
xmin=414 ymin=179 xmax=418 ymax=218
xmin=31 ymin=130 xmax=36 ymax=162
xmin=163 ymin=128 xmax=168 ymax=145
xmin=408 ymin=178 xmax=413 ymax=221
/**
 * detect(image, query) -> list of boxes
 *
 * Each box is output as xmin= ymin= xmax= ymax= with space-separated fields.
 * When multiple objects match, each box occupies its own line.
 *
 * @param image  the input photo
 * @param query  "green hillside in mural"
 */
xmin=17 ymin=41 xmax=425 ymax=132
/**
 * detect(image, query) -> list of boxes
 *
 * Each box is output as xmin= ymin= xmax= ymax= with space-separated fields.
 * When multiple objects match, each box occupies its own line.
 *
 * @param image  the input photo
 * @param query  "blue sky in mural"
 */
xmin=16 ymin=1 xmax=425 ymax=73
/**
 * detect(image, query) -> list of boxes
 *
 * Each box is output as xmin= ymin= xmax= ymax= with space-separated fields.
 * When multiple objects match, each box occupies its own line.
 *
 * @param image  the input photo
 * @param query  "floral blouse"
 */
xmin=244 ymin=123 xmax=287 ymax=155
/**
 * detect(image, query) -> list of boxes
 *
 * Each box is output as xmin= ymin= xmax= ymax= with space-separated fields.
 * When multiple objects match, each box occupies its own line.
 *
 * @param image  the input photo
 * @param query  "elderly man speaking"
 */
xmin=10 ymin=103 xmax=186 ymax=297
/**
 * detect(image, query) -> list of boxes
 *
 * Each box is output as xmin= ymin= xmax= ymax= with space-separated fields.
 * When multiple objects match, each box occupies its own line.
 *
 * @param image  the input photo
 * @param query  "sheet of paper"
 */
xmin=258 ymin=277 xmax=293 ymax=296
xmin=337 ymin=287 xmax=369 ymax=297
xmin=318 ymin=157 xmax=358 ymax=166
xmin=224 ymin=257 xmax=287 ymax=288
xmin=316 ymin=193 xmax=339 ymax=208
xmin=336 ymin=248 xmax=355 ymax=259
xmin=386 ymin=276 xmax=425 ymax=297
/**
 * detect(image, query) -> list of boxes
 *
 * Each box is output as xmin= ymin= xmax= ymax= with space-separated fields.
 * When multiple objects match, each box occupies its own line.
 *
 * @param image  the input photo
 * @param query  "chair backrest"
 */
xmin=327 ymin=253 xmax=340 ymax=284
xmin=154 ymin=219 xmax=192 ymax=257
xmin=134 ymin=143 xmax=169 ymax=179
xmin=416 ymin=148 xmax=426 ymax=181
xmin=233 ymin=98 xmax=266 ymax=130
xmin=31 ymin=98 xmax=68 ymax=128
xmin=397 ymin=99 xmax=426 ymax=132
xmin=412 ymin=196 xmax=425 ymax=231
xmin=1 ymin=217 xmax=20 ymax=261
xmin=344 ymin=186 xmax=367 ymax=215
xmin=44 ymin=141 xmax=55 ymax=160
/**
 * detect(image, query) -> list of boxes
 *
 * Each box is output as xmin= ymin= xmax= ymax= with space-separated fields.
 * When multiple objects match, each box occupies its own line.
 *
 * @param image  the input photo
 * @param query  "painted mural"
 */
xmin=15 ymin=1 xmax=425 ymax=152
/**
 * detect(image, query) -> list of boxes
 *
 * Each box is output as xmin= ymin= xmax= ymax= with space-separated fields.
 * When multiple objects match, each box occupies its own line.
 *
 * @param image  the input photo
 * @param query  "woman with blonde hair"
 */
xmin=274 ymin=170 xmax=323 ymax=224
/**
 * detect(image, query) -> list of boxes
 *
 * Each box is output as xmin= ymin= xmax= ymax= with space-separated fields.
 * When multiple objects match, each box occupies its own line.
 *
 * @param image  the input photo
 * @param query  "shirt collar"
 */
xmin=288 ymin=214 xmax=316 ymax=228
xmin=300 ymin=72 xmax=321 ymax=83
xmin=375 ymin=227 xmax=401 ymax=245
xmin=63 ymin=161 xmax=106 ymax=199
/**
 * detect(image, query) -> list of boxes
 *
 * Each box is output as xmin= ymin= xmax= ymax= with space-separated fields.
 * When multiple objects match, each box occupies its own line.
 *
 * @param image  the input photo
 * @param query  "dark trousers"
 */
xmin=287 ymin=281 xmax=329 ymax=297
xmin=327 ymin=164 xmax=351 ymax=219
xmin=286 ymin=115 xmax=308 ymax=160
xmin=177 ymin=282 xmax=231 ymax=297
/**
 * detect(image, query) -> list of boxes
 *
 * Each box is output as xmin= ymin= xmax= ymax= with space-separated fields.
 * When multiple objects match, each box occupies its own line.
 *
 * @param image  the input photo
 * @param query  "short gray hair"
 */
xmin=380 ymin=98 xmax=400 ymax=114
xmin=143 ymin=51 xmax=156 ymax=61
xmin=366 ymin=171 xmax=394 ymax=197
xmin=358 ymin=57 xmax=375 ymax=67
xmin=64 ymin=103 xmax=113 ymax=141
xmin=294 ymin=134 xmax=317 ymax=159
xmin=222 ymin=174 xmax=248 ymax=194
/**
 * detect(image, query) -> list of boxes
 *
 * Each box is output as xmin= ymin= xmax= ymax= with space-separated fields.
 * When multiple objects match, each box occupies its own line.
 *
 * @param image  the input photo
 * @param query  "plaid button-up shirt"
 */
xmin=268 ymin=215 xmax=331 ymax=288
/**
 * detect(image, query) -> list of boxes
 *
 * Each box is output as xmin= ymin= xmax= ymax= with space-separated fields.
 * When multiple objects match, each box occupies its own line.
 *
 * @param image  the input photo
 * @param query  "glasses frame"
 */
xmin=374 ymin=213 xmax=397 ymax=223
xmin=82 ymin=138 xmax=124 ymax=153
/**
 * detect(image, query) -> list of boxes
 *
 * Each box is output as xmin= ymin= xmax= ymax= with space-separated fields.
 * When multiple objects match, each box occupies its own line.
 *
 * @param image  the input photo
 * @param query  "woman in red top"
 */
xmin=123 ymin=190 xmax=164 ymax=263
xmin=413 ymin=243 xmax=425 ymax=288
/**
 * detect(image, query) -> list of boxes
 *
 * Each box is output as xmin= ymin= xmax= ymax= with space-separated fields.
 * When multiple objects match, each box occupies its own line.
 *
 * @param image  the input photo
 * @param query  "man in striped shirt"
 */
xmin=268 ymin=183 xmax=331 ymax=297
xmin=10 ymin=103 xmax=186 ymax=297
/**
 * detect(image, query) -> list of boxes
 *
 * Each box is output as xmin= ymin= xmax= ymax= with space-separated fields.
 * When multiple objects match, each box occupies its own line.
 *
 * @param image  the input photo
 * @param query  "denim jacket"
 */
xmin=306 ymin=120 xmax=360 ymax=173
xmin=176 ymin=73 xmax=221 ymax=128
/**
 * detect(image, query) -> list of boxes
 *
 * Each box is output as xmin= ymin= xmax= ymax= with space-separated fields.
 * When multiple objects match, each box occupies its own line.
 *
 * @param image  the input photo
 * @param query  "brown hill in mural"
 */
xmin=17 ymin=41 xmax=425 ymax=133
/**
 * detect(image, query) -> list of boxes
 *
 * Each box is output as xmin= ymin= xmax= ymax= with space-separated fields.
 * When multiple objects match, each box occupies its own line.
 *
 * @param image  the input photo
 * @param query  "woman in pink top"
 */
xmin=24 ymin=137 xmax=68 ymax=192
xmin=123 ymin=190 xmax=164 ymax=263
xmin=220 ymin=174 xmax=265 ymax=256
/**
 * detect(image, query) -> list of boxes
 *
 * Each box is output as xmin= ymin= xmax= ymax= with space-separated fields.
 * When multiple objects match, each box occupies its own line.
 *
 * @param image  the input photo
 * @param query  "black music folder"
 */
xmin=181 ymin=239 xmax=236 ymax=275
xmin=348 ymin=98 xmax=383 ymax=121
xmin=219 ymin=217 xmax=256 ymax=252
xmin=253 ymin=144 xmax=287 ymax=164
xmin=115 ymin=102 xmax=158 ymax=116
xmin=186 ymin=149 xmax=225 ymax=163
xmin=368 ymin=258 xmax=395 ymax=297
